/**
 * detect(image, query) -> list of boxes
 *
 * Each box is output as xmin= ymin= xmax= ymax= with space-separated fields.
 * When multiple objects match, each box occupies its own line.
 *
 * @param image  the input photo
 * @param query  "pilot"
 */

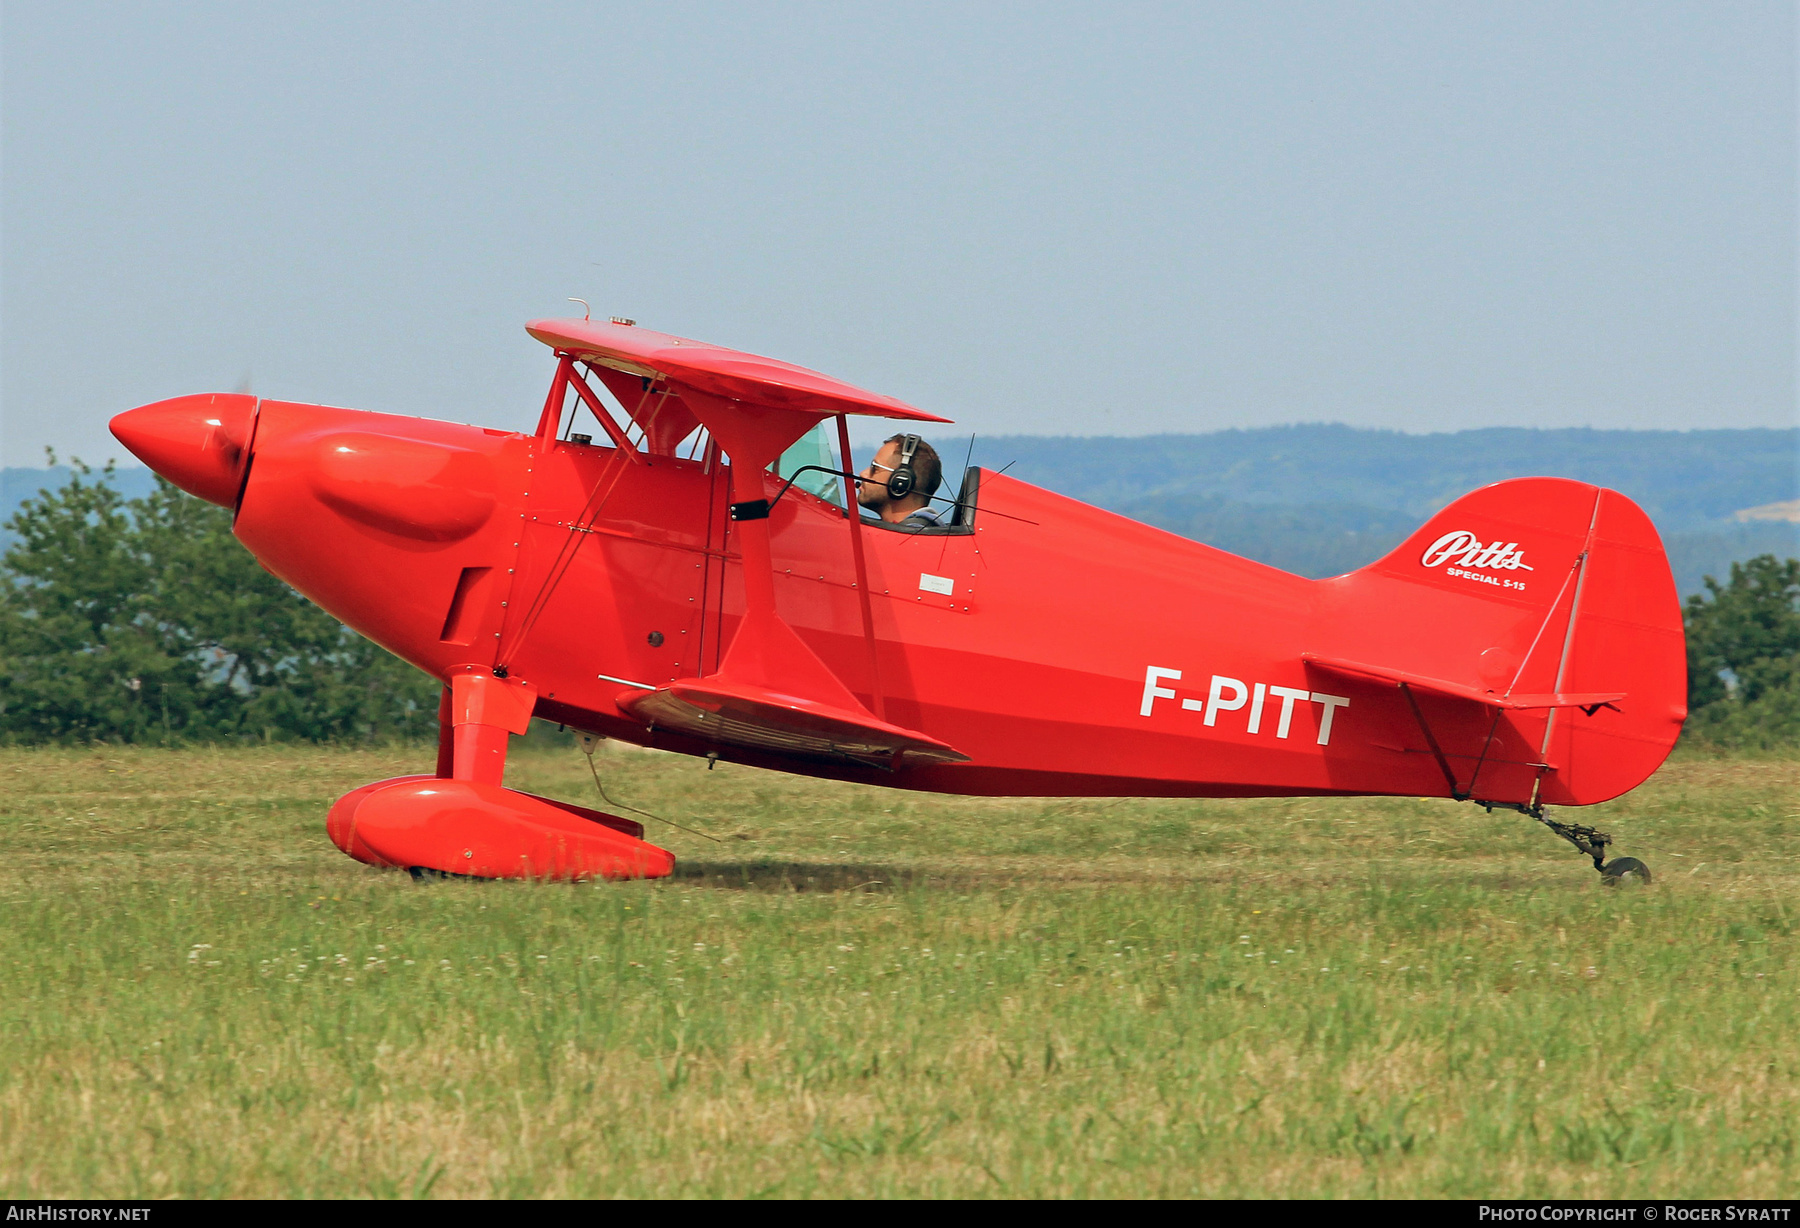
xmin=856 ymin=434 xmax=944 ymax=528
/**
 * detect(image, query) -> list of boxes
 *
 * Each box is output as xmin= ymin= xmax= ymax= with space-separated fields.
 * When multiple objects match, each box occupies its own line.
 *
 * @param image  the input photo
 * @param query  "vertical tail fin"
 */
xmin=1314 ymin=478 xmax=1685 ymax=806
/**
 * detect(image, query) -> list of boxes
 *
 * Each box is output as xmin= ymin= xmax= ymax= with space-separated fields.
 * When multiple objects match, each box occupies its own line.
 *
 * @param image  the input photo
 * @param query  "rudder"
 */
xmin=1313 ymin=478 xmax=1685 ymax=807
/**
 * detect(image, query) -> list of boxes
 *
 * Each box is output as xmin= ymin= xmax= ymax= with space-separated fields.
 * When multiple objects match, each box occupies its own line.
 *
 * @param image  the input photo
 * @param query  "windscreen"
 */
xmin=775 ymin=423 xmax=842 ymax=506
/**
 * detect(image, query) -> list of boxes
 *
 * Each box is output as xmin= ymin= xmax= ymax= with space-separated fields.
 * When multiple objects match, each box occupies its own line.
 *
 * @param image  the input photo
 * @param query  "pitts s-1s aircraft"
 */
xmin=110 ymin=316 xmax=1684 ymax=883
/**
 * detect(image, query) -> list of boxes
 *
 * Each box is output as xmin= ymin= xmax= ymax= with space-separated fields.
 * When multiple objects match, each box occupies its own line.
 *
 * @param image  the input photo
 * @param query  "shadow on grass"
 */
xmin=672 ymin=860 xmax=923 ymax=893
xmin=669 ymin=857 xmax=1631 ymax=894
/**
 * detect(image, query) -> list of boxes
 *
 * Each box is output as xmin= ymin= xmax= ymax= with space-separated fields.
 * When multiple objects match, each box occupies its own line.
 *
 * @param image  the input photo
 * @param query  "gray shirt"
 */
xmin=861 ymin=503 xmax=943 ymax=528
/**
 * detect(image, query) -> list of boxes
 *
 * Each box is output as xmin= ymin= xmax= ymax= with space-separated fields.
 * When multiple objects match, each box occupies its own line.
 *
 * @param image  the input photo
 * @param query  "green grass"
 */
xmin=0 ymin=738 xmax=1795 ymax=1198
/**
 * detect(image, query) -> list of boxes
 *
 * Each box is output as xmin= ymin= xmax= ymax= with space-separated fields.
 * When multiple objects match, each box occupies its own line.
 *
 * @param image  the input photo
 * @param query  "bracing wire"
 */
xmin=580 ymin=738 xmax=721 ymax=843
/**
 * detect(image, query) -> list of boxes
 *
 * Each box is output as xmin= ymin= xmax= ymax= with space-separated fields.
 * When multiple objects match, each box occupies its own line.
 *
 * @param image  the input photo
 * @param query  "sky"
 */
xmin=2 ymin=1 xmax=1795 ymax=467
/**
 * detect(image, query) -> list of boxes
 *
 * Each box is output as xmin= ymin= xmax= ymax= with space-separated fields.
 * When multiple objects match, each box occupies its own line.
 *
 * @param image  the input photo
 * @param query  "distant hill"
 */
xmin=7 ymin=425 xmax=1796 ymax=599
xmin=1086 ymin=492 xmax=1797 ymax=597
xmin=3 ymin=465 xmax=159 ymax=515
xmin=2 ymin=466 xmax=162 ymax=556
xmin=939 ymin=425 xmax=1797 ymax=597
xmin=958 ymin=425 xmax=1797 ymax=529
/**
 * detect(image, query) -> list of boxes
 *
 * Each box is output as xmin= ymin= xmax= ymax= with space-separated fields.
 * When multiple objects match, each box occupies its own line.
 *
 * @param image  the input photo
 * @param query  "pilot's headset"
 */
xmin=886 ymin=434 xmax=923 ymax=499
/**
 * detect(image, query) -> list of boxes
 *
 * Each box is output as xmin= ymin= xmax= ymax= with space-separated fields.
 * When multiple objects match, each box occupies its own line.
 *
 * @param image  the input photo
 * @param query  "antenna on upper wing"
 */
xmin=567 ymin=298 xmax=591 ymax=321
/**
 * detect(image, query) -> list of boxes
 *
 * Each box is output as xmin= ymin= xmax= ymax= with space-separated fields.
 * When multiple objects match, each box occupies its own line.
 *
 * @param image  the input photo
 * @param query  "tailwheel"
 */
xmin=1599 ymin=856 xmax=1652 ymax=885
xmin=1535 ymin=813 xmax=1649 ymax=884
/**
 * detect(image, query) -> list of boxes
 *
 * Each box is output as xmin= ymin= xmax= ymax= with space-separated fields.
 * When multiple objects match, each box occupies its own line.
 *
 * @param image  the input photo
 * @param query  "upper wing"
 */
xmin=526 ymin=318 xmax=951 ymax=423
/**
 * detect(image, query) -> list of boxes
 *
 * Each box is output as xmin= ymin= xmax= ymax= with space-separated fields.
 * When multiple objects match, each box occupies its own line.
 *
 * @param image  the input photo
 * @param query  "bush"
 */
xmin=0 ymin=461 xmax=439 ymax=744
xmin=1682 ymin=554 xmax=1800 ymax=749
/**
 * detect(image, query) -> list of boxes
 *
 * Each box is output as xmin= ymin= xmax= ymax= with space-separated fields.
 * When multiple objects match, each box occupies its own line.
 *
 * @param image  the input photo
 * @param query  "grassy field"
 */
xmin=0 ymin=737 xmax=1794 ymax=1198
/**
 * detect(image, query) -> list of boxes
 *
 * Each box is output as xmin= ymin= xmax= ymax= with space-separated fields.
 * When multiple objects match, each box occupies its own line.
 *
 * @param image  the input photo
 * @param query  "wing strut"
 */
xmin=616 ymin=386 xmax=964 ymax=766
xmin=519 ymin=316 xmax=966 ymax=766
xmin=836 ymin=414 xmax=886 ymax=721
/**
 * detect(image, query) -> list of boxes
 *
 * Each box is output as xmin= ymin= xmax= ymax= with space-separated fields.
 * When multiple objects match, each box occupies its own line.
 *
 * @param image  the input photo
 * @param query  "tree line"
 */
xmin=1682 ymin=554 xmax=1800 ymax=748
xmin=1 ymin=466 xmax=1795 ymax=746
xmin=0 ymin=463 xmax=437 ymax=743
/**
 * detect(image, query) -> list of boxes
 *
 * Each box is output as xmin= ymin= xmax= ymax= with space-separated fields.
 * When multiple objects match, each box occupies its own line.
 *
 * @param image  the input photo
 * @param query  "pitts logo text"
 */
xmin=1420 ymin=531 xmax=1533 ymax=572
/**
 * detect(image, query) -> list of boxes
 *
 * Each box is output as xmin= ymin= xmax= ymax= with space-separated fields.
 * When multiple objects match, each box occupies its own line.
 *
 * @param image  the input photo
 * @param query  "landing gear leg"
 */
xmin=325 ymin=671 xmax=676 ymax=880
xmin=1537 ymin=814 xmax=1652 ymax=884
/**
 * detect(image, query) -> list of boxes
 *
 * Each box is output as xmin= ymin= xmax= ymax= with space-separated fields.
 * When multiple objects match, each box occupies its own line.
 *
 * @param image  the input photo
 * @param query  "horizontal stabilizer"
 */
xmin=620 ymin=677 xmax=969 ymax=768
xmin=1302 ymin=654 xmax=1625 ymax=712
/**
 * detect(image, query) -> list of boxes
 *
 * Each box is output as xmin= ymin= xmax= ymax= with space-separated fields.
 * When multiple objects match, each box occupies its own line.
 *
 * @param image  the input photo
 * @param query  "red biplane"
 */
xmin=110 ymin=316 xmax=1684 ymax=882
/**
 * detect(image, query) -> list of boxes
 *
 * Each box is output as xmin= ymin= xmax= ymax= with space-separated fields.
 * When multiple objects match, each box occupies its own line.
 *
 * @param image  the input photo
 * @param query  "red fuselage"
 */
xmin=109 ymin=302 xmax=1686 ymax=832
xmin=196 ymin=398 xmax=1680 ymax=809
